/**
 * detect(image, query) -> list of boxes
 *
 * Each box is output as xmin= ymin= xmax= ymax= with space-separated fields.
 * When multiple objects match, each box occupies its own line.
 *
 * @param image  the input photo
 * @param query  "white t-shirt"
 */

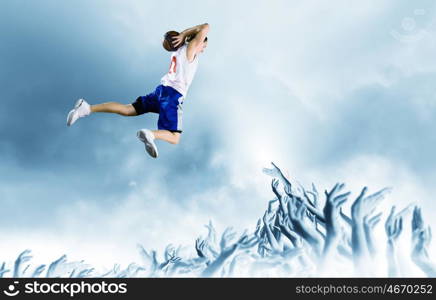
xmin=160 ymin=44 xmax=199 ymax=97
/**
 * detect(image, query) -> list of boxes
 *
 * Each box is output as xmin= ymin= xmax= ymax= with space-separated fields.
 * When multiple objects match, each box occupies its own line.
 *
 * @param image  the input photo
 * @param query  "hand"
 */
xmin=411 ymin=207 xmax=431 ymax=262
xmin=220 ymin=227 xmax=238 ymax=254
xmin=291 ymin=185 xmax=325 ymax=223
xmin=277 ymin=212 xmax=302 ymax=247
xmin=351 ymin=187 xmax=391 ymax=223
xmin=77 ymin=268 xmax=95 ymax=278
xmin=0 ymin=262 xmax=9 ymax=278
xmin=204 ymin=220 xmax=217 ymax=245
xmin=288 ymin=199 xmax=324 ymax=254
xmin=322 ymin=183 xmax=350 ymax=257
xmin=340 ymin=207 xmax=352 ymax=227
xmin=363 ymin=212 xmax=383 ymax=232
xmin=237 ymin=234 xmax=259 ymax=250
xmin=164 ymin=244 xmax=181 ymax=263
xmin=324 ymin=183 xmax=350 ymax=238
xmin=201 ymin=230 xmax=248 ymax=277
xmin=306 ymin=183 xmax=320 ymax=208
xmin=363 ymin=210 xmax=383 ymax=256
xmin=14 ymin=249 xmax=32 ymax=277
xmin=137 ymin=245 xmax=158 ymax=276
xmin=412 ymin=206 xmax=424 ymax=232
xmin=410 ymin=208 xmax=435 ymax=277
xmin=385 ymin=206 xmax=403 ymax=244
xmin=396 ymin=203 xmax=415 ymax=219
xmin=413 ymin=227 xmax=432 ymax=259
xmin=171 ymin=33 xmax=185 ymax=48
xmin=47 ymin=254 xmax=67 ymax=278
xmin=195 ymin=238 xmax=208 ymax=258
xmin=31 ymin=265 xmax=46 ymax=278
xmin=263 ymin=162 xmax=293 ymax=190
xmin=262 ymin=162 xmax=284 ymax=178
xmin=220 ymin=228 xmax=255 ymax=257
xmin=101 ymin=264 xmax=120 ymax=277
xmin=350 ymin=187 xmax=390 ymax=270
xmin=271 ymin=178 xmax=282 ymax=201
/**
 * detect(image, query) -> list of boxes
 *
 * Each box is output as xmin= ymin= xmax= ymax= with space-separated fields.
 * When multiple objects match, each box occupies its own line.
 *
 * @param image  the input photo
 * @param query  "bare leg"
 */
xmin=152 ymin=130 xmax=181 ymax=145
xmin=91 ymin=102 xmax=137 ymax=116
xmin=90 ymin=103 xmax=180 ymax=145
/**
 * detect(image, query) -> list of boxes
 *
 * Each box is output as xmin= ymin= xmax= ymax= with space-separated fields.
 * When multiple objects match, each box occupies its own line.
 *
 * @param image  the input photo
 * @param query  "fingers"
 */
xmin=356 ymin=186 xmax=368 ymax=202
xmin=262 ymin=168 xmax=274 ymax=175
xmin=334 ymin=191 xmax=351 ymax=206
xmin=331 ymin=182 xmax=339 ymax=193
xmin=325 ymin=183 xmax=338 ymax=199
xmin=369 ymin=212 xmax=383 ymax=227
xmin=388 ymin=206 xmax=396 ymax=221
xmin=388 ymin=215 xmax=403 ymax=240
xmin=392 ymin=218 xmax=403 ymax=239
xmin=227 ymin=232 xmax=236 ymax=241
xmin=392 ymin=217 xmax=400 ymax=237
xmin=340 ymin=208 xmax=353 ymax=226
xmin=416 ymin=207 xmax=424 ymax=229
xmin=398 ymin=217 xmax=403 ymax=235
xmin=397 ymin=203 xmax=415 ymax=219
xmin=327 ymin=182 xmax=346 ymax=199
xmin=271 ymin=162 xmax=279 ymax=169
xmin=335 ymin=198 xmax=348 ymax=209
xmin=171 ymin=36 xmax=182 ymax=46
xmin=223 ymin=227 xmax=233 ymax=236
xmin=385 ymin=206 xmax=396 ymax=233
xmin=412 ymin=206 xmax=419 ymax=230
xmin=271 ymin=178 xmax=279 ymax=188
xmin=365 ymin=187 xmax=392 ymax=207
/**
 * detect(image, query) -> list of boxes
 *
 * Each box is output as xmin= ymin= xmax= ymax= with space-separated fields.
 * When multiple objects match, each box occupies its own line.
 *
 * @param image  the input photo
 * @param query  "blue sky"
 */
xmin=1 ymin=0 xmax=436 ymax=267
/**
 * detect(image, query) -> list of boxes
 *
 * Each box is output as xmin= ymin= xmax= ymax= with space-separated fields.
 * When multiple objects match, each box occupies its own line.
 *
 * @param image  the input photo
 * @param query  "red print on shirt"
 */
xmin=168 ymin=56 xmax=177 ymax=74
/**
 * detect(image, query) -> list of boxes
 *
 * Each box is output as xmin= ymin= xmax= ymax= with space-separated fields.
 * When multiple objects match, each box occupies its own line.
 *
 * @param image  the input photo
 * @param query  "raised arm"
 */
xmin=323 ymin=183 xmax=350 ymax=257
xmin=385 ymin=206 xmax=403 ymax=277
xmin=172 ymin=23 xmax=209 ymax=62
xmin=262 ymin=210 xmax=282 ymax=253
xmin=351 ymin=187 xmax=390 ymax=274
xmin=411 ymin=206 xmax=436 ymax=277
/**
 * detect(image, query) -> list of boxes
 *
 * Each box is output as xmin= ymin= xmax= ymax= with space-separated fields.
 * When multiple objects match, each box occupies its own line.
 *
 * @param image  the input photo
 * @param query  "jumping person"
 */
xmin=66 ymin=23 xmax=210 ymax=158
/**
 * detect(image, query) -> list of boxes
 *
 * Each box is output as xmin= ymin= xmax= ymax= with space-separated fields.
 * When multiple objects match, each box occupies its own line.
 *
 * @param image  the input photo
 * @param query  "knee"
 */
xmin=120 ymin=105 xmax=136 ymax=116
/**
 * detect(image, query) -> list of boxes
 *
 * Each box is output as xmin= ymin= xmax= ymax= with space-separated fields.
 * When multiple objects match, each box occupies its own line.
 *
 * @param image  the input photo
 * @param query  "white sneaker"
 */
xmin=137 ymin=129 xmax=158 ymax=158
xmin=67 ymin=98 xmax=91 ymax=126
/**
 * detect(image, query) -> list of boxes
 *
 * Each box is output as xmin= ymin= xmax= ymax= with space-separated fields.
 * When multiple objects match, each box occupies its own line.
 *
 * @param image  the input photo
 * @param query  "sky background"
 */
xmin=1 ymin=0 xmax=436 ymax=271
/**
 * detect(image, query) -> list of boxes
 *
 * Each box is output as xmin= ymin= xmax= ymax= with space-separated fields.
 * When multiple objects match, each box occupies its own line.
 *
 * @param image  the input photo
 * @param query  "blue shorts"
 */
xmin=132 ymin=85 xmax=183 ymax=133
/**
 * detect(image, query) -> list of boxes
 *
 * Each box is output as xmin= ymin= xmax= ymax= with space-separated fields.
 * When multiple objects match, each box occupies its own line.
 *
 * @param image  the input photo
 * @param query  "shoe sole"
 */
xmin=137 ymin=130 xmax=158 ymax=158
xmin=66 ymin=99 xmax=84 ymax=126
